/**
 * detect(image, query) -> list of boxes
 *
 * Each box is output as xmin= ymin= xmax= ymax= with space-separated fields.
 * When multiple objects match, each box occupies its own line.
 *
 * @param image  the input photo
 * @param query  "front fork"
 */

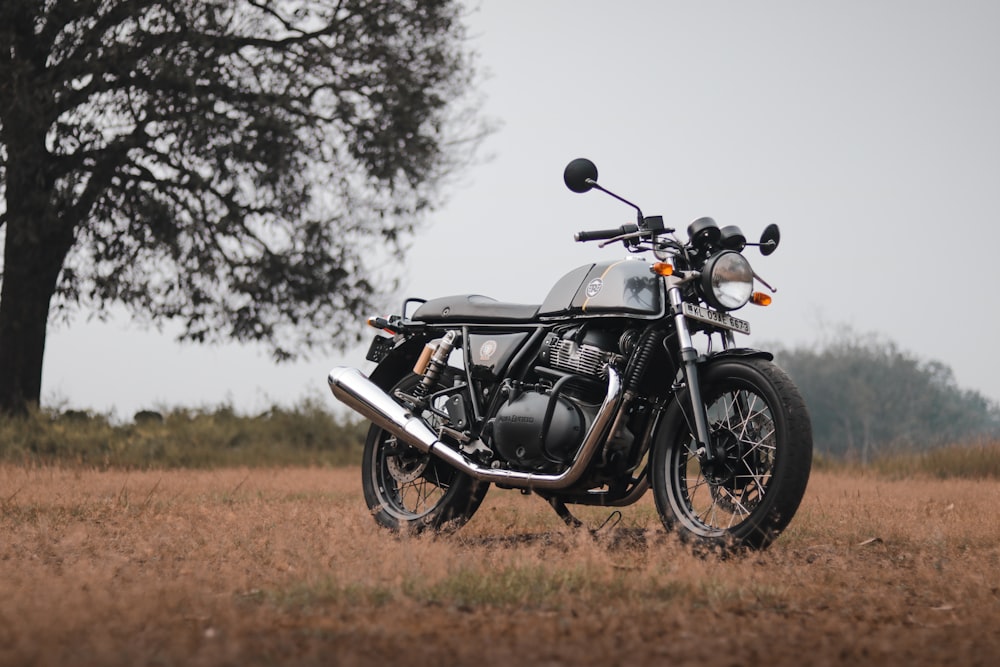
xmin=666 ymin=282 xmax=716 ymax=463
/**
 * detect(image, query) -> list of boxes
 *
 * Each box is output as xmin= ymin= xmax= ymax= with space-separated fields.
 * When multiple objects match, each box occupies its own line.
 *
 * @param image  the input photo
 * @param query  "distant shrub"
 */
xmin=870 ymin=440 xmax=1000 ymax=480
xmin=0 ymin=400 xmax=368 ymax=469
xmin=6 ymin=402 xmax=1000 ymax=479
xmin=770 ymin=327 xmax=1000 ymax=463
xmin=133 ymin=410 xmax=164 ymax=424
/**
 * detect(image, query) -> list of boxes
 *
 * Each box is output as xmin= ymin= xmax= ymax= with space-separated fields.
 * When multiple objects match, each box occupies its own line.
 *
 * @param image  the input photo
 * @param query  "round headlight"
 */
xmin=700 ymin=251 xmax=753 ymax=311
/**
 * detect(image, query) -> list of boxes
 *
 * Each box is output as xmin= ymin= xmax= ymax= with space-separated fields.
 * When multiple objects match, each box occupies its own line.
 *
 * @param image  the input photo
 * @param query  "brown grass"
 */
xmin=2 ymin=466 xmax=999 ymax=666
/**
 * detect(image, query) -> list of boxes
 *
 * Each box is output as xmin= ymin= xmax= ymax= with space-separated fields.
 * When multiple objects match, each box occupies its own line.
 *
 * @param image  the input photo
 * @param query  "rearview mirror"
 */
xmin=759 ymin=223 xmax=780 ymax=256
xmin=563 ymin=158 xmax=598 ymax=193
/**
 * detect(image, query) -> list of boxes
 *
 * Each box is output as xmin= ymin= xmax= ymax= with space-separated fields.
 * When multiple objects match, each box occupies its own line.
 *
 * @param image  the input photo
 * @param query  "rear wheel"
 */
xmin=361 ymin=374 xmax=489 ymax=532
xmin=650 ymin=358 xmax=812 ymax=550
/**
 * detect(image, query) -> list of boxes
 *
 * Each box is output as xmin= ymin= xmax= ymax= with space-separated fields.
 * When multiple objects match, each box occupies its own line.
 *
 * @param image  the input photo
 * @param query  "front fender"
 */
xmin=700 ymin=347 xmax=773 ymax=365
xmin=656 ymin=349 xmax=776 ymax=443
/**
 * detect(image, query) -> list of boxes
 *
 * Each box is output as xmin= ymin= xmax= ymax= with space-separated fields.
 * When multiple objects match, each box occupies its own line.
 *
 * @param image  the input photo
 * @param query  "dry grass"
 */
xmin=0 ymin=404 xmax=366 ymax=469
xmin=2 ymin=466 xmax=999 ymax=666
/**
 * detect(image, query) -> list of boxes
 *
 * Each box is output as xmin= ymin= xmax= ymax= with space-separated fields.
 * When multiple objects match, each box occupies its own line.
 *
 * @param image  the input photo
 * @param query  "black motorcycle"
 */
xmin=328 ymin=158 xmax=812 ymax=550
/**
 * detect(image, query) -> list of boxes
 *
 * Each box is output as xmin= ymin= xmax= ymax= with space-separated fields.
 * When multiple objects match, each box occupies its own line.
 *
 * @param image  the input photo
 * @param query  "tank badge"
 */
xmin=586 ymin=278 xmax=604 ymax=298
xmin=479 ymin=340 xmax=498 ymax=362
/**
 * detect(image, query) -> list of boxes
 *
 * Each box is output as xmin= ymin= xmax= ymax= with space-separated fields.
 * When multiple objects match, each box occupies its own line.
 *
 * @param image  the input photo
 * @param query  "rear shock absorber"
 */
xmin=413 ymin=330 xmax=459 ymax=395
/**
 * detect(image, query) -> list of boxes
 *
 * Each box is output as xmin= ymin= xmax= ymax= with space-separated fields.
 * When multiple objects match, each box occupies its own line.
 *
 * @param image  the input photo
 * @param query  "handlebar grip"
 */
xmin=574 ymin=224 xmax=638 ymax=242
xmin=575 ymin=228 xmax=622 ymax=242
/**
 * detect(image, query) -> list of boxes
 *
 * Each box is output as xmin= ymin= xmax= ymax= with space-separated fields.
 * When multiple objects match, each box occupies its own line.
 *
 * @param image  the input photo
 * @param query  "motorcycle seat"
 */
xmin=411 ymin=294 xmax=540 ymax=323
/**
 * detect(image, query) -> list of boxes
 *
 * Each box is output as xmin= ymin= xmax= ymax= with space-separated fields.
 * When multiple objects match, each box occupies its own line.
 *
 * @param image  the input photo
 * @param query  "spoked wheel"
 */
xmin=361 ymin=374 xmax=489 ymax=533
xmin=651 ymin=358 xmax=812 ymax=550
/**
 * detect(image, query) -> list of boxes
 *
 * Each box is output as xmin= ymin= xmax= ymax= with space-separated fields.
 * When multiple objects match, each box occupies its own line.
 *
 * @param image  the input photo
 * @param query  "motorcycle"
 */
xmin=328 ymin=158 xmax=812 ymax=550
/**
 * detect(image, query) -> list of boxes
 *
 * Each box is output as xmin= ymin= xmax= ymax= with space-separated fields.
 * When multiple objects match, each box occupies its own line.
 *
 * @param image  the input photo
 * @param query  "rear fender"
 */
xmin=368 ymin=335 xmax=431 ymax=390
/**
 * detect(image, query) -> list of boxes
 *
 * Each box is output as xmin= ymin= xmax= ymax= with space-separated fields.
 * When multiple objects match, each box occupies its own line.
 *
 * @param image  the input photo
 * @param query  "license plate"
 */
xmin=365 ymin=334 xmax=395 ymax=363
xmin=682 ymin=303 xmax=751 ymax=335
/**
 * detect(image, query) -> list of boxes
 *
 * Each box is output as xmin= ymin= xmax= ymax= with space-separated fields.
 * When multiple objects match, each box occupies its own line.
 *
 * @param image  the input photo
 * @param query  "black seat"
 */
xmin=411 ymin=294 xmax=540 ymax=323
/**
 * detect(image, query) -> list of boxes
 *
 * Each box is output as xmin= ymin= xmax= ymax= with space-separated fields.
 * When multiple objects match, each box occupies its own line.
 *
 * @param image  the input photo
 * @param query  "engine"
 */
xmin=489 ymin=326 xmax=633 ymax=471
xmin=538 ymin=330 xmax=621 ymax=379
xmin=492 ymin=391 xmax=587 ymax=469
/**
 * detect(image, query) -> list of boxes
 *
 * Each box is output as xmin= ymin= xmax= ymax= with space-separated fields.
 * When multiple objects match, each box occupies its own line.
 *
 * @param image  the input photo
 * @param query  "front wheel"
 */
xmin=650 ymin=357 xmax=812 ymax=550
xmin=361 ymin=374 xmax=489 ymax=533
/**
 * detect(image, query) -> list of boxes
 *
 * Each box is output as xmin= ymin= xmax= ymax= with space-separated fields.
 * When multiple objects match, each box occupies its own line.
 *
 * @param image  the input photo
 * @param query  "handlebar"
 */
xmin=574 ymin=224 xmax=638 ymax=242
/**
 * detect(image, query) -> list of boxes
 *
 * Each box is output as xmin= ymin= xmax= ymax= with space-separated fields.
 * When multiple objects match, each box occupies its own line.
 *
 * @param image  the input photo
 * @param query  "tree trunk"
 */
xmin=0 ymin=132 xmax=74 ymax=415
xmin=0 ymin=15 xmax=74 ymax=416
xmin=0 ymin=214 xmax=74 ymax=415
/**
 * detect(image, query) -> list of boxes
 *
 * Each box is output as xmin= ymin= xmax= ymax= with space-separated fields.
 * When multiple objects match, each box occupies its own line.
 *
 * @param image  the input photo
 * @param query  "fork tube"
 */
xmin=666 ymin=283 xmax=715 ymax=461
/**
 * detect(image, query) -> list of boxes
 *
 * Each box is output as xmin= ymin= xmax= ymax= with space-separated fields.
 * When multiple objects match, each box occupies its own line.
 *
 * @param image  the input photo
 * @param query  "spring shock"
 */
xmin=624 ymin=327 xmax=664 ymax=392
xmin=415 ymin=330 xmax=459 ymax=395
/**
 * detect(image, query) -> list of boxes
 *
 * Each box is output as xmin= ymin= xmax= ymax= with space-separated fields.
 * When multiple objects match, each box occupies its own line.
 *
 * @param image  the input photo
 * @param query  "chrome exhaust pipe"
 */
xmin=327 ymin=366 xmax=622 ymax=491
xmin=327 ymin=367 xmax=441 ymax=453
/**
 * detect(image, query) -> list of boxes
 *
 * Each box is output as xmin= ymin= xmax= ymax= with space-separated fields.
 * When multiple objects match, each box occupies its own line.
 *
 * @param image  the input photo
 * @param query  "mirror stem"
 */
xmin=587 ymin=180 xmax=644 ymax=223
xmin=753 ymin=271 xmax=778 ymax=293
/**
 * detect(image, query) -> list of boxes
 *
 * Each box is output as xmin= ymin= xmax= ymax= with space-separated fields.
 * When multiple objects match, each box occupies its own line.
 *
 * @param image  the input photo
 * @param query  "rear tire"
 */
xmin=361 ymin=374 xmax=489 ymax=533
xmin=650 ymin=358 xmax=812 ymax=550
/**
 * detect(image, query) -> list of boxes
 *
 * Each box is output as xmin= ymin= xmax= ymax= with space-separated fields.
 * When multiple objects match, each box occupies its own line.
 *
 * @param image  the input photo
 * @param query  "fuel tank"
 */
xmin=538 ymin=259 xmax=664 ymax=319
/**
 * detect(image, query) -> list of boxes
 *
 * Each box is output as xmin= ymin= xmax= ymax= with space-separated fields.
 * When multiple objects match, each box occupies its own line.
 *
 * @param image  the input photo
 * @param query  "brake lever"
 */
xmin=598 ymin=230 xmax=647 ymax=248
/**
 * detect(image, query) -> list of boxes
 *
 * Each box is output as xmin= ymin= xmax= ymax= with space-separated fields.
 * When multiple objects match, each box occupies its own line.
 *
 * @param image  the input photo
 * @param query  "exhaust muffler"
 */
xmin=327 ymin=366 xmax=622 ymax=490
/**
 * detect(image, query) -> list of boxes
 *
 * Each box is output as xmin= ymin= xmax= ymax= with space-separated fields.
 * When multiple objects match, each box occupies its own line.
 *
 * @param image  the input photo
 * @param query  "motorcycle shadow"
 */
xmin=454 ymin=525 xmax=655 ymax=553
xmin=451 ymin=524 xmax=754 ymax=562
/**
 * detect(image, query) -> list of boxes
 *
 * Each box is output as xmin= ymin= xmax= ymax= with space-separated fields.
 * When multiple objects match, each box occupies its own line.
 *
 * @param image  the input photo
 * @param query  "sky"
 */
xmin=40 ymin=0 xmax=1000 ymax=419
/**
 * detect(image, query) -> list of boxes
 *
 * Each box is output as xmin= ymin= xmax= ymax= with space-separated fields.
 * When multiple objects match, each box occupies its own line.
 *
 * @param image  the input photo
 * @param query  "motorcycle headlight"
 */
xmin=700 ymin=251 xmax=753 ymax=311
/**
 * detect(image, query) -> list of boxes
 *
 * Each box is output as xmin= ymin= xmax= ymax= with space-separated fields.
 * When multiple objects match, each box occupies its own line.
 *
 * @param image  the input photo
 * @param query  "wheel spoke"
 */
xmin=741 ymin=464 xmax=770 ymax=493
xmin=719 ymin=391 xmax=739 ymax=431
xmin=745 ymin=425 xmax=776 ymax=450
xmin=738 ymin=404 xmax=767 ymax=441
xmin=416 ymin=480 xmax=430 ymax=512
xmin=699 ymin=497 xmax=718 ymax=526
xmin=728 ymin=487 xmax=753 ymax=518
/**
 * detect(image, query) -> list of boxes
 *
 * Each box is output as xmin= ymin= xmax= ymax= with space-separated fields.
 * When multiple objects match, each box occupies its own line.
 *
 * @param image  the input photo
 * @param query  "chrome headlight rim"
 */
xmin=700 ymin=251 xmax=753 ymax=311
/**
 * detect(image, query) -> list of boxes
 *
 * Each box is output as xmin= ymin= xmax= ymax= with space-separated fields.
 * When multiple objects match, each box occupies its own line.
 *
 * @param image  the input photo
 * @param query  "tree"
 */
xmin=772 ymin=328 xmax=1000 ymax=462
xmin=0 ymin=0 xmax=486 ymax=414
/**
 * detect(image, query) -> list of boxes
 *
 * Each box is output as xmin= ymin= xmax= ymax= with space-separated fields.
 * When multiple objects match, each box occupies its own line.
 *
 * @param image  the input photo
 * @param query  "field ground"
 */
xmin=2 ymin=466 xmax=999 ymax=666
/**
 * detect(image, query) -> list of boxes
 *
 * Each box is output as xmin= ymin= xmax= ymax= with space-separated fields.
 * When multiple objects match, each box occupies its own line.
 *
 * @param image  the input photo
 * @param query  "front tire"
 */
xmin=650 ymin=357 xmax=812 ymax=550
xmin=361 ymin=374 xmax=489 ymax=533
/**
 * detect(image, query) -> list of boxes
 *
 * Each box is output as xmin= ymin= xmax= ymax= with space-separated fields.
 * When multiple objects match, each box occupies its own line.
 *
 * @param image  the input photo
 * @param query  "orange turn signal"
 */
xmin=367 ymin=316 xmax=397 ymax=334
xmin=651 ymin=262 xmax=674 ymax=276
xmin=751 ymin=292 xmax=772 ymax=306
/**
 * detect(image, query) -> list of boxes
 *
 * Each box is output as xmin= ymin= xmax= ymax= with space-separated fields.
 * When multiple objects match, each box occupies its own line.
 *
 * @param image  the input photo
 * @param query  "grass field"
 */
xmin=2 ymin=465 xmax=999 ymax=666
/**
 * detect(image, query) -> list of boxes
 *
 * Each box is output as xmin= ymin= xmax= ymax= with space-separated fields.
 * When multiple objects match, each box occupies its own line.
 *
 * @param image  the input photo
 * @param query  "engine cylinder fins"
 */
xmin=544 ymin=336 xmax=613 ymax=379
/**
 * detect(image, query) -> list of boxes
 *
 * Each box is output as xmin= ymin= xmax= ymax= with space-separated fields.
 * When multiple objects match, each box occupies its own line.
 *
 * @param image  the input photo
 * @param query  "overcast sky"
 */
xmin=41 ymin=0 xmax=1000 ymax=418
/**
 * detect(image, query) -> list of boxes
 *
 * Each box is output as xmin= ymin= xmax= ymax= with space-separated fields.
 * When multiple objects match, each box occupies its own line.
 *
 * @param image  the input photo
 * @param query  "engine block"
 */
xmin=544 ymin=338 xmax=612 ymax=379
